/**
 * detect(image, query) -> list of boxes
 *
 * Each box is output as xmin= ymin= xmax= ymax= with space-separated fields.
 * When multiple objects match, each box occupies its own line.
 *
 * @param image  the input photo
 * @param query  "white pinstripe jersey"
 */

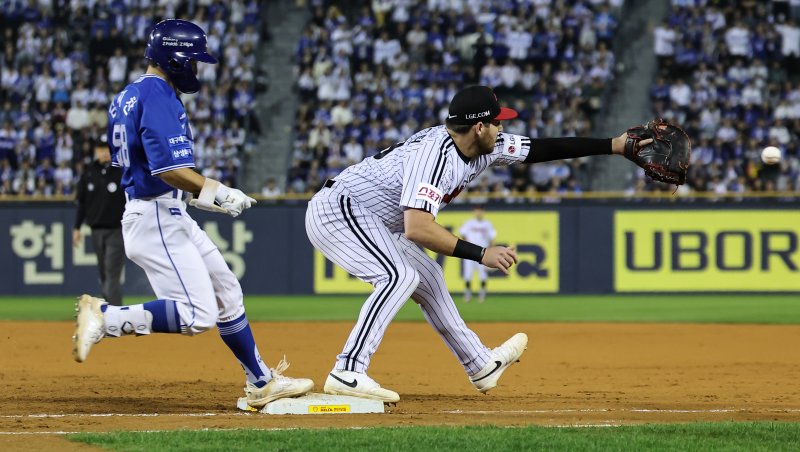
xmin=332 ymin=125 xmax=530 ymax=233
xmin=459 ymin=219 xmax=496 ymax=248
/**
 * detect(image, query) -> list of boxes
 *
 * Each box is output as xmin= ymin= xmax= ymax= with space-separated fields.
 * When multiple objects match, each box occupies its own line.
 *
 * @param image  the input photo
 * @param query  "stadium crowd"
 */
xmin=642 ymin=0 xmax=800 ymax=196
xmin=4 ymin=1 xmax=796 ymax=201
xmin=0 ymin=0 xmax=265 ymax=197
xmin=283 ymin=0 xmax=623 ymax=200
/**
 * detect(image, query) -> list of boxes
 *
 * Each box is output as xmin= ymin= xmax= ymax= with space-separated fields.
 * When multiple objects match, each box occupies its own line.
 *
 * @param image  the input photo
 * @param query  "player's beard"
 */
xmin=477 ymin=131 xmax=497 ymax=155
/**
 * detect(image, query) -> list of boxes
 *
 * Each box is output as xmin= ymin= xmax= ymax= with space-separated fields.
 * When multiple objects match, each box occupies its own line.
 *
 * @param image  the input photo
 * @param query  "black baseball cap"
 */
xmin=447 ymin=85 xmax=518 ymax=125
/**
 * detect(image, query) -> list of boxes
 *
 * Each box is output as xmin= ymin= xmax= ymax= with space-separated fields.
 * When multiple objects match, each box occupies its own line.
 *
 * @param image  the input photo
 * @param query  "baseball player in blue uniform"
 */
xmin=306 ymin=85 xmax=654 ymax=402
xmin=72 ymin=19 xmax=313 ymax=408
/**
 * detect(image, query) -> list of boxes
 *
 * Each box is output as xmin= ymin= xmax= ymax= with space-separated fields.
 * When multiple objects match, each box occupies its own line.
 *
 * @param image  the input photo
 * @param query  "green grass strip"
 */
xmin=68 ymin=422 xmax=800 ymax=452
xmin=1 ymin=295 xmax=799 ymax=324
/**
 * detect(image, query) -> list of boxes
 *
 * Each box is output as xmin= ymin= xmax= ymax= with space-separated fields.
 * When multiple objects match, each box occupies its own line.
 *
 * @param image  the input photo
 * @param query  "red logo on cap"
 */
xmin=508 ymin=145 xmax=516 ymax=154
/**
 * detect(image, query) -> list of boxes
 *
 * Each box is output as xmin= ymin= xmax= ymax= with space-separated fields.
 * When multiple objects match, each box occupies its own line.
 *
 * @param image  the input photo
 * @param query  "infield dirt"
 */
xmin=2 ymin=321 xmax=799 ymax=450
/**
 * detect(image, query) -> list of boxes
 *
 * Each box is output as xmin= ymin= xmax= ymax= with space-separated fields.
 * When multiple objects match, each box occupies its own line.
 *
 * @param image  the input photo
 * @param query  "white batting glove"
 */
xmin=216 ymin=187 xmax=257 ymax=217
xmin=193 ymin=178 xmax=257 ymax=217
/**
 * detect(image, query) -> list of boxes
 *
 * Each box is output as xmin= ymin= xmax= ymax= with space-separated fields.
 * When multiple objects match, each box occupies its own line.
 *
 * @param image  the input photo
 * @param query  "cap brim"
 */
xmin=495 ymin=107 xmax=518 ymax=121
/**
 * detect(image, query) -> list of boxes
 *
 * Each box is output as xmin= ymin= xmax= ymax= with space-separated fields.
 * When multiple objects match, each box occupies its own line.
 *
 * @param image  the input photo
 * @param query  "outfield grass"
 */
xmin=1 ymin=294 xmax=799 ymax=323
xmin=68 ymin=422 xmax=800 ymax=452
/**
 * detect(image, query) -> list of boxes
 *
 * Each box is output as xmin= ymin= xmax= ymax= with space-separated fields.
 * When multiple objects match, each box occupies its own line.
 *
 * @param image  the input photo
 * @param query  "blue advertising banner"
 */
xmin=1 ymin=202 xmax=796 ymax=295
xmin=0 ymin=203 xmax=315 ymax=296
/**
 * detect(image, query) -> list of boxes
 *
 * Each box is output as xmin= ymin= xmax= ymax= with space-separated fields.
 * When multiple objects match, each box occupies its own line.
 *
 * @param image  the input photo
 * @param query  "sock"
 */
xmin=101 ymin=299 xmax=181 ymax=336
xmin=217 ymin=314 xmax=272 ymax=385
xmin=479 ymin=281 xmax=487 ymax=300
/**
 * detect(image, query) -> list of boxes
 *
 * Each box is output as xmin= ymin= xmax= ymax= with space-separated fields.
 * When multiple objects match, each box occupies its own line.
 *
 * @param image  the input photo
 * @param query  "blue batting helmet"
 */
xmin=144 ymin=19 xmax=217 ymax=94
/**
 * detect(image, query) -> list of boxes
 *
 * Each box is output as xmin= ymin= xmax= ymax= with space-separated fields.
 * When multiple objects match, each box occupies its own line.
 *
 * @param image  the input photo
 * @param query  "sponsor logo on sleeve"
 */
xmin=502 ymin=134 xmax=521 ymax=157
xmin=167 ymin=135 xmax=193 ymax=160
xmin=415 ymin=183 xmax=444 ymax=208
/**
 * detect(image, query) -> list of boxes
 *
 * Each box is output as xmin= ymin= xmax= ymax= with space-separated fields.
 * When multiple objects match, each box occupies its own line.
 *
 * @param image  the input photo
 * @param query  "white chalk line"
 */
xmin=2 ymin=408 xmax=798 ymax=435
xmin=3 ymin=407 xmax=800 ymax=420
xmin=444 ymin=408 xmax=800 ymax=414
xmin=0 ymin=427 xmax=304 ymax=436
xmin=0 ymin=412 xmax=237 ymax=419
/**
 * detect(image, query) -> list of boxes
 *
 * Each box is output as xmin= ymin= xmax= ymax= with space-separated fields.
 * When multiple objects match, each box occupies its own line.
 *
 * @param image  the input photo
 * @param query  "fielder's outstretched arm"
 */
xmin=404 ymin=208 xmax=517 ymax=275
xmin=523 ymin=132 xmax=647 ymax=163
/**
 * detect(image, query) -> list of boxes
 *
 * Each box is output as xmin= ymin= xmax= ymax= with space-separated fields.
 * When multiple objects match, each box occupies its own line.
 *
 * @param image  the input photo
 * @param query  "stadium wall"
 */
xmin=1 ymin=202 xmax=797 ymax=296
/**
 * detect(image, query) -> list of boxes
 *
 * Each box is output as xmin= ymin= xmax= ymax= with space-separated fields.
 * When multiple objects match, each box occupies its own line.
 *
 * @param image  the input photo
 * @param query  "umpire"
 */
xmin=72 ymin=141 xmax=126 ymax=306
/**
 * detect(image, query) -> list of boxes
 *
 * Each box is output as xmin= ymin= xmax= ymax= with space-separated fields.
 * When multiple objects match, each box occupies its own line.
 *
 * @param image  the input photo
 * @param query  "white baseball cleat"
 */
xmin=245 ymin=357 xmax=314 ymax=408
xmin=324 ymin=370 xmax=400 ymax=402
xmin=72 ymin=294 xmax=107 ymax=363
xmin=470 ymin=332 xmax=528 ymax=393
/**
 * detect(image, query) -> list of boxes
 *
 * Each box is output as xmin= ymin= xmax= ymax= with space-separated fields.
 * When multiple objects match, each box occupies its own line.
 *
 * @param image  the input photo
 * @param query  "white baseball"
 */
xmin=761 ymin=146 xmax=782 ymax=165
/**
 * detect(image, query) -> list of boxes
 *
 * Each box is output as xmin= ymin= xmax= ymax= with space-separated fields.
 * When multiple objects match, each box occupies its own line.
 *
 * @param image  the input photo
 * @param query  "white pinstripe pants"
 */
xmin=306 ymin=185 xmax=491 ymax=375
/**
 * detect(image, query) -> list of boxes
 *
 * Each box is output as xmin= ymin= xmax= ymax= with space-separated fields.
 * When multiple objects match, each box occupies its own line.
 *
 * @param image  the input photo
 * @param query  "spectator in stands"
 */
xmin=643 ymin=0 xmax=800 ymax=195
xmin=0 ymin=2 xmax=265 ymax=199
xmin=261 ymin=177 xmax=283 ymax=199
xmin=285 ymin=0 xmax=620 ymax=200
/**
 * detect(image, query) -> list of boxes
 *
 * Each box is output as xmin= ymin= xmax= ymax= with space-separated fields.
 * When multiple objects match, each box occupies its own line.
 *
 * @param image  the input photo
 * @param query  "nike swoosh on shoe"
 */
xmin=329 ymin=373 xmax=358 ymax=388
xmin=471 ymin=361 xmax=502 ymax=382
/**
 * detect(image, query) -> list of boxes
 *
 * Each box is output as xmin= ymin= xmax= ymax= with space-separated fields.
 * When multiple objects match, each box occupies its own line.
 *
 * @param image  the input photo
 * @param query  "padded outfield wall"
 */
xmin=0 ymin=201 xmax=797 ymax=295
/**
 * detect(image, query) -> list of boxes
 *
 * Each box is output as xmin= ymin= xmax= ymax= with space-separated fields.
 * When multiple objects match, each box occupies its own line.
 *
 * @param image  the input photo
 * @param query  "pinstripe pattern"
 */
xmin=399 ymin=235 xmax=491 ymax=375
xmin=305 ymin=126 xmax=531 ymax=376
xmin=332 ymin=126 xmax=530 ymax=233
xmin=306 ymin=186 xmax=419 ymax=373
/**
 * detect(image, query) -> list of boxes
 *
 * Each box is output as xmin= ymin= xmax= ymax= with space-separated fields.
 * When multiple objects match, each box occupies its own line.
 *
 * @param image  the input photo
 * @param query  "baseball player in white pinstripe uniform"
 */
xmin=306 ymin=85 xmax=651 ymax=402
xmin=459 ymin=206 xmax=495 ymax=303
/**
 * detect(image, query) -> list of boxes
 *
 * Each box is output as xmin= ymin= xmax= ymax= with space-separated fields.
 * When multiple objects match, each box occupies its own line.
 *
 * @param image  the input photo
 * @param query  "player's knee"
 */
xmin=187 ymin=312 xmax=216 ymax=335
xmin=181 ymin=294 xmax=218 ymax=335
xmin=125 ymin=245 xmax=142 ymax=262
xmin=394 ymin=264 xmax=420 ymax=292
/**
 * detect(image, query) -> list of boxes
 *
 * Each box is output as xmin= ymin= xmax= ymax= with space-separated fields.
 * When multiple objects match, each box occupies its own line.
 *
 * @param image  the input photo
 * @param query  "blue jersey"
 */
xmin=107 ymin=74 xmax=195 ymax=199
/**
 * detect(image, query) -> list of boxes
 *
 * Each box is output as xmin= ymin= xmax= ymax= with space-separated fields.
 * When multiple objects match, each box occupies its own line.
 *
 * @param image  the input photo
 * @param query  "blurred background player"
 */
xmin=459 ymin=205 xmax=495 ymax=303
xmin=71 ymin=19 xmax=313 ymax=408
xmin=73 ymin=138 xmax=126 ymax=306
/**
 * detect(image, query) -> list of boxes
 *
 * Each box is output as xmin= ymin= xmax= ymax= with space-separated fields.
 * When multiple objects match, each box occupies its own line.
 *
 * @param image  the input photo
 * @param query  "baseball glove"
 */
xmin=624 ymin=119 xmax=691 ymax=185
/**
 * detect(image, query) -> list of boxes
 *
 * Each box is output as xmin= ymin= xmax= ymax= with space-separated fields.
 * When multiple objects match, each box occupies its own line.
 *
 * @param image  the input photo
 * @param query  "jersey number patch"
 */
xmin=112 ymin=123 xmax=130 ymax=167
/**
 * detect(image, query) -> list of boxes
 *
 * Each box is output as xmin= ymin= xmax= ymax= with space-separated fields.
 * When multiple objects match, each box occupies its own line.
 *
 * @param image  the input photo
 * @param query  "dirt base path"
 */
xmin=2 ymin=321 xmax=799 ymax=449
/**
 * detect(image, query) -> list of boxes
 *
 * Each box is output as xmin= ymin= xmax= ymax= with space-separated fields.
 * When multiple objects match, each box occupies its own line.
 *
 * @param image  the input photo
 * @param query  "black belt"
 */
xmin=324 ymin=179 xmax=336 ymax=188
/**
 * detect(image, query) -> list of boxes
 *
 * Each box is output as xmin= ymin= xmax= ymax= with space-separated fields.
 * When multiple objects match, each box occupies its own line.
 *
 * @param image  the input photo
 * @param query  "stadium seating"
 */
xmin=644 ymin=0 xmax=800 ymax=195
xmin=0 ymin=1 xmax=265 ymax=197
xmin=286 ymin=0 xmax=621 ymax=199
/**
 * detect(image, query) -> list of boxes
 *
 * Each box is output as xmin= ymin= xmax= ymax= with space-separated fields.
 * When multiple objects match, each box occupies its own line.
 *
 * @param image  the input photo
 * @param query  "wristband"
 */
xmin=453 ymin=239 xmax=485 ymax=263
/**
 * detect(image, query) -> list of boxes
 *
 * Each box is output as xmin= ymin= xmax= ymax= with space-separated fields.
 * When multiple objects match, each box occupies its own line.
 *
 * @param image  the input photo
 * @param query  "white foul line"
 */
xmin=443 ymin=408 xmax=800 ymax=414
xmin=2 ymin=407 xmax=800 ymax=420
xmin=0 ymin=412 xmax=236 ymax=419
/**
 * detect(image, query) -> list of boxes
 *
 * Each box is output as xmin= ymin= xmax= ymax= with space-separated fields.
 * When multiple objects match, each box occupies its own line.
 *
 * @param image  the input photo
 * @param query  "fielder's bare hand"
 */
xmin=481 ymin=246 xmax=517 ymax=275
